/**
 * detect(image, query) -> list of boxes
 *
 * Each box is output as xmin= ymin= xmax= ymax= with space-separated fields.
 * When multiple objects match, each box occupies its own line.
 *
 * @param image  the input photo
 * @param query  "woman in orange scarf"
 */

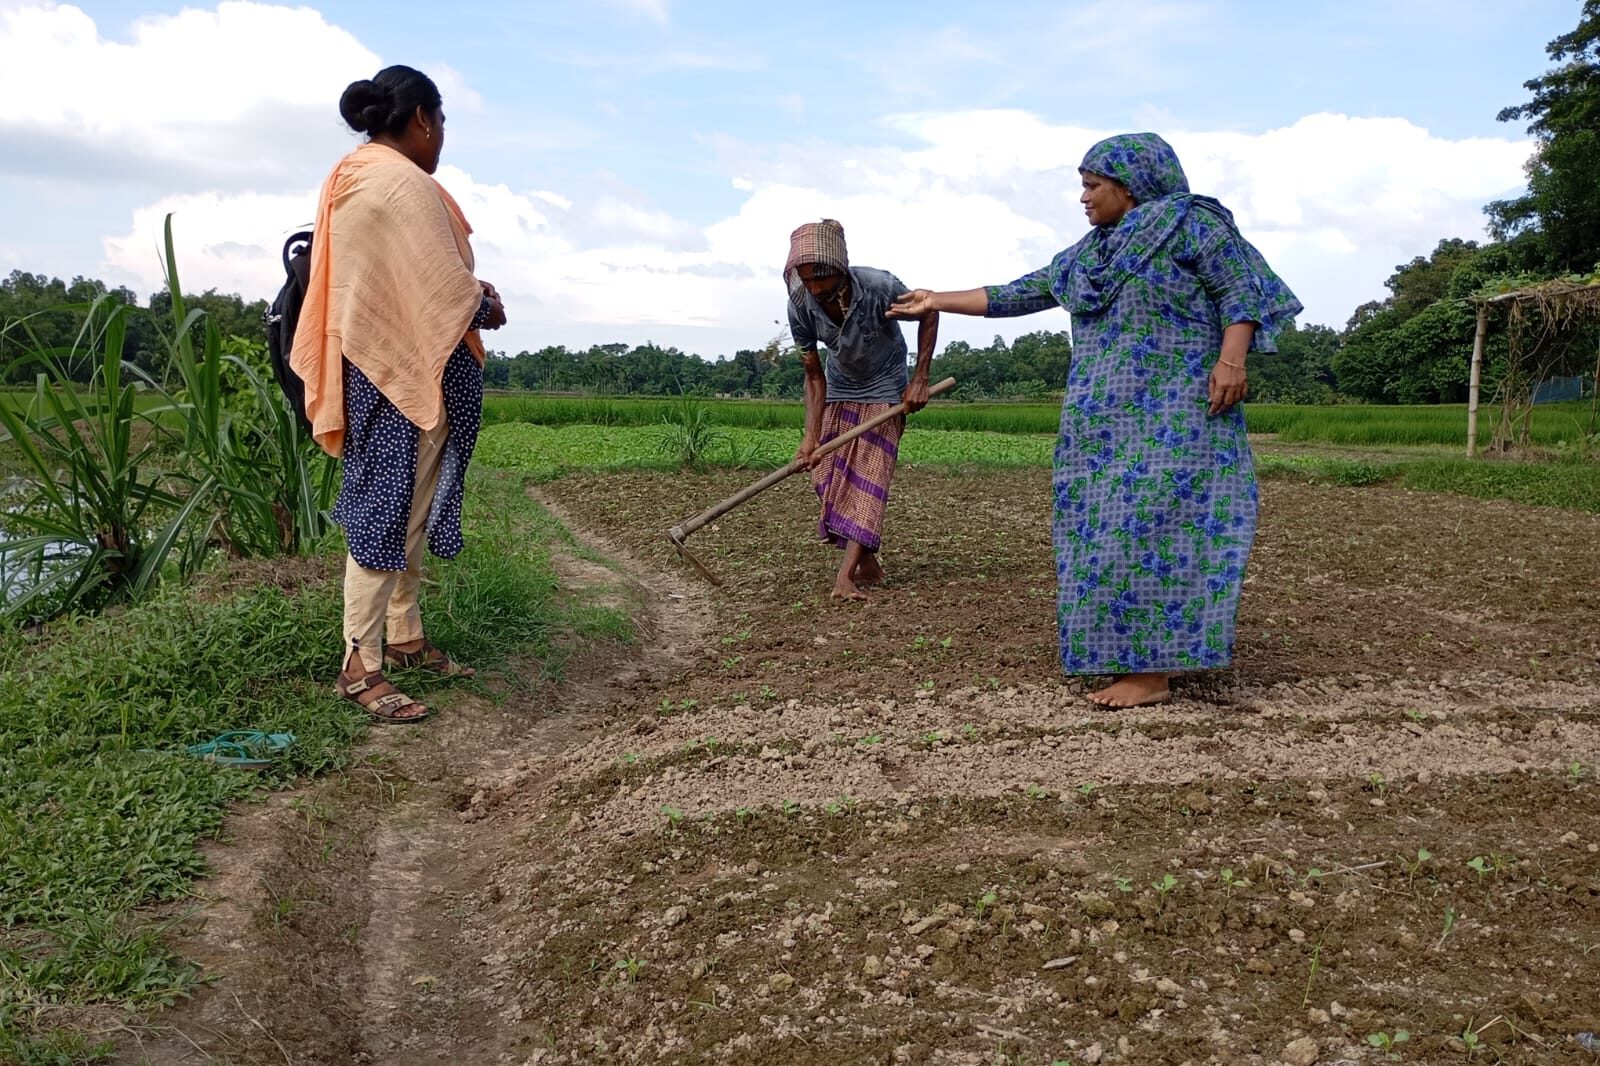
xmin=291 ymin=65 xmax=506 ymax=725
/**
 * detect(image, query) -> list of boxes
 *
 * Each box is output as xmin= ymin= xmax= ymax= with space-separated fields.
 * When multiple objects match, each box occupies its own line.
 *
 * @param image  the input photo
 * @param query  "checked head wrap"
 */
xmin=783 ymin=218 xmax=849 ymax=312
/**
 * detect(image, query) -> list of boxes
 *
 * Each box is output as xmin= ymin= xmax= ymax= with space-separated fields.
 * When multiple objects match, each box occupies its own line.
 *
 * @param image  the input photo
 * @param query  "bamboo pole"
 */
xmin=1466 ymin=304 xmax=1488 ymax=458
xmin=1589 ymin=333 xmax=1599 ymax=438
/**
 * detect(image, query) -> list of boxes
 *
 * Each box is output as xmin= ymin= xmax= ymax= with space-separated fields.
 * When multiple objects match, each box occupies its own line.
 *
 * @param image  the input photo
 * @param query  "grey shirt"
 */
xmin=788 ymin=266 xmax=910 ymax=404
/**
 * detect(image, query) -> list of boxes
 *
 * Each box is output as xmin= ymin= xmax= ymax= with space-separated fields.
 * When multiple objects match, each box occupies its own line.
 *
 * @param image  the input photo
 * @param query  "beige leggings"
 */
xmin=342 ymin=420 xmax=449 ymax=674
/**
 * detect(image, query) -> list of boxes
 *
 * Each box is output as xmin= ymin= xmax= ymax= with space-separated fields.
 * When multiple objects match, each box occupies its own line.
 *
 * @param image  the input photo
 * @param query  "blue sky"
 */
xmin=0 ymin=0 xmax=1580 ymax=357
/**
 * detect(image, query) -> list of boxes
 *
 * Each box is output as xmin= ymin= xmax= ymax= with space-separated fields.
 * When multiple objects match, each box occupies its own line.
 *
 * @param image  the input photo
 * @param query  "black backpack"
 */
xmin=264 ymin=230 xmax=314 ymax=435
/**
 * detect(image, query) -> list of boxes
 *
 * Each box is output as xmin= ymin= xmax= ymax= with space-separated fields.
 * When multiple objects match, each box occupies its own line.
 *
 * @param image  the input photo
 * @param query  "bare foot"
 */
xmin=853 ymin=555 xmax=886 ymax=587
xmin=1086 ymin=673 xmax=1171 ymax=709
xmin=830 ymin=576 xmax=868 ymax=601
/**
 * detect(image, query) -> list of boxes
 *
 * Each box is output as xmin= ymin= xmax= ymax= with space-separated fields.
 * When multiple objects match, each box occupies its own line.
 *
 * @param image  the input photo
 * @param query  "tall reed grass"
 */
xmin=0 ymin=218 xmax=337 ymax=624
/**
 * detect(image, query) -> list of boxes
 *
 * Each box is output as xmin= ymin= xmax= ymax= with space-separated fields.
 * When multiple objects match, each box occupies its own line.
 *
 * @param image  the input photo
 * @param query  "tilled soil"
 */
xmin=126 ymin=468 xmax=1600 ymax=1066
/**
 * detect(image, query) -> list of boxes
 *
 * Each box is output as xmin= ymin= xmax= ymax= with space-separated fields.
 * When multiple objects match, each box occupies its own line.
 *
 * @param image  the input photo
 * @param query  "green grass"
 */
xmin=0 ymin=385 xmax=165 ymax=416
xmin=1251 ymin=453 xmax=1600 ymax=511
xmin=1246 ymin=400 xmax=1595 ymax=448
xmin=482 ymin=393 xmax=1067 ymax=434
xmin=478 ymin=422 xmax=1600 ymax=512
xmin=0 ymin=468 xmax=627 ymax=1063
xmin=483 ymin=393 xmax=1598 ymax=448
xmin=474 ymin=423 xmax=1054 ymax=480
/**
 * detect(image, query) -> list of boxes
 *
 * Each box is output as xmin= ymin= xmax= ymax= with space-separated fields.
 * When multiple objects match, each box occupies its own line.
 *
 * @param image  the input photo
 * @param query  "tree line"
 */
xmin=0 ymin=269 xmax=1355 ymax=404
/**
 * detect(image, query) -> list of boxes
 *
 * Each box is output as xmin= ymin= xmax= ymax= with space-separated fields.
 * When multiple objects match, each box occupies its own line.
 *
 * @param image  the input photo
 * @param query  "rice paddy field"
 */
xmin=481 ymin=393 xmax=1599 ymax=449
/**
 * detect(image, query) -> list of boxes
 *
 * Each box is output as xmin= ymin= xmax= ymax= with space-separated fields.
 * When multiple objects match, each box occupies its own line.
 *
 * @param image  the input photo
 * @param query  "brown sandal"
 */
xmin=336 ymin=670 xmax=431 ymax=725
xmin=384 ymin=639 xmax=476 ymax=679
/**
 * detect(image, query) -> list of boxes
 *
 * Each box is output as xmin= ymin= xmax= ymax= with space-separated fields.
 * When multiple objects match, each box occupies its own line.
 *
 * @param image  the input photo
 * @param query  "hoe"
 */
xmin=666 ymin=376 xmax=955 ymax=585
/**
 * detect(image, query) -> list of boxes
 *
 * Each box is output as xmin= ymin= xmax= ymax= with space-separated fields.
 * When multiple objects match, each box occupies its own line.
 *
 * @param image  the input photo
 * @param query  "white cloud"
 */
xmin=0 ymin=0 xmax=1513 ymax=354
xmin=96 ymin=107 xmax=1531 ymax=357
xmin=0 ymin=1 xmax=377 ymax=190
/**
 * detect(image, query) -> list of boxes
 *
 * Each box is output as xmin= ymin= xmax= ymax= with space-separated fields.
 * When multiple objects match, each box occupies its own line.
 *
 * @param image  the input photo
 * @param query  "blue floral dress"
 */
xmin=985 ymin=133 xmax=1301 ymax=676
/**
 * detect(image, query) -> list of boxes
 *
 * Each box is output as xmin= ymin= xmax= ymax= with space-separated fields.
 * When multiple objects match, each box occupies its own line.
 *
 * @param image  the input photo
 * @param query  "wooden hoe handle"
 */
xmin=667 ymin=375 xmax=956 ymax=543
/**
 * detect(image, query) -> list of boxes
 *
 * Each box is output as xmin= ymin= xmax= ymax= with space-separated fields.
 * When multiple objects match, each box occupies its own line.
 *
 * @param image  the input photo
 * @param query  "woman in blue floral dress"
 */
xmin=890 ymin=133 xmax=1301 ymax=708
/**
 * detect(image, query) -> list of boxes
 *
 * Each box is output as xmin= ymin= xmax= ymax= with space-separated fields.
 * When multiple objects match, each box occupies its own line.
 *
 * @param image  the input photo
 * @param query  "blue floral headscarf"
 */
xmin=1059 ymin=132 xmax=1300 ymax=331
xmin=1080 ymin=132 xmax=1190 ymax=204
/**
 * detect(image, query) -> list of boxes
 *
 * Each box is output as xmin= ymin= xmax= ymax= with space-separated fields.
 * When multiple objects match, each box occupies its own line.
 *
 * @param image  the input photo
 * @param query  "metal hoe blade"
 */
xmin=667 ymin=525 xmax=723 ymax=587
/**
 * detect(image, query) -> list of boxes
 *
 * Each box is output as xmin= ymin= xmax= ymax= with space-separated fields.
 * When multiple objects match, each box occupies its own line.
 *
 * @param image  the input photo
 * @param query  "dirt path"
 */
xmin=116 ymin=490 xmax=709 ymax=1066
xmin=121 ymin=470 xmax=1600 ymax=1065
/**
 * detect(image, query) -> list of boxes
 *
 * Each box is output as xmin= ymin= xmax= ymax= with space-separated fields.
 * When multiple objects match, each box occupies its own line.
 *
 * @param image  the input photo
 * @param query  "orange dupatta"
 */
xmin=290 ymin=142 xmax=486 ymax=457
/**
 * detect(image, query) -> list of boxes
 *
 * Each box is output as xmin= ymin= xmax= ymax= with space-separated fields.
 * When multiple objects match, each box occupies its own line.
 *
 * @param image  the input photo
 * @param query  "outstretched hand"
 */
xmin=888 ymin=290 xmax=935 ymax=319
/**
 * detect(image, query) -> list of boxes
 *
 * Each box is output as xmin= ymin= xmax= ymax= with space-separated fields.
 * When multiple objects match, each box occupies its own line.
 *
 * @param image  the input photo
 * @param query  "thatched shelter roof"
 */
xmin=1464 ymin=274 xmax=1600 ymax=455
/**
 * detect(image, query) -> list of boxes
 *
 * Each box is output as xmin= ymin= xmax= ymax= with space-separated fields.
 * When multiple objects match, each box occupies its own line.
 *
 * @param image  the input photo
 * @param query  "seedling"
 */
xmin=921 ymin=730 xmax=944 ymax=745
xmin=780 ymin=798 xmax=800 ymax=819
xmin=961 ymin=723 xmax=979 ymax=740
xmin=822 ymin=794 xmax=855 ymax=815
xmin=613 ymin=956 xmax=645 ymax=984
xmin=973 ymin=889 xmax=999 ymax=921
xmin=1467 ymin=856 xmax=1491 ymax=880
xmin=735 ymin=807 xmax=754 ymax=824
xmin=1301 ymin=940 xmax=1323 ymax=1007
xmin=721 ymin=655 xmax=743 ymax=669
xmin=1152 ymin=873 xmax=1179 ymax=898
xmin=759 ymin=685 xmax=778 ymax=700
xmin=1367 ymin=771 xmax=1387 ymax=794
xmin=1025 ymin=784 xmax=1049 ymax=800
xmin=1404 ymin=848 xmax=1431 ymax=888
xmin=858 ymin=733 xmax=885 ymax=747
xmin=1403 ymin=709 xmax=1427 ymax=723
xmin=1437 ymin=905 xmax=1458 ymax=949
xmin=940 ymin=636 xmax=953 ymax=649
xmin=1459 ymin=1027 xmax=1480 ymax=1054
xmin=1366 ymin=1029 xmax=1409 ymax=1059
xmin=616 ymin=751 xmax=640 ymax=767
xmin=1219 ymin=867 xmax=1247 ymax=895
xmin=1113 ymin=875 xmax=1134 ymax=894
xmin=918 ymin=679 xmax=936 ymax=692
xmin=1569 ymin=761 xmax=1587 ymax=783
xmin=660 ymin=804 xmax=684 ymax=830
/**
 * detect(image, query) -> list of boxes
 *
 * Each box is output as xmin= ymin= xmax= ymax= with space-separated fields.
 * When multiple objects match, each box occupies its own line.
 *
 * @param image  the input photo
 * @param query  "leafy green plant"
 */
xmin=1366 ymin=1029 xmax=1410 ymax=1059
xmin=973 ymin=889 xmax=999 ymax=921
xmin=1404 ymin=847 xmax=1432 ymax=888
xmin=656 ymin=397 xmax=728 ymax=471
xmin=0 ymin=298 xmax=202 ymax=622
xmin=722 ymin=433 xmax=780 ymax=470
xmin=613 ymin=956 xmax=645 ymax=984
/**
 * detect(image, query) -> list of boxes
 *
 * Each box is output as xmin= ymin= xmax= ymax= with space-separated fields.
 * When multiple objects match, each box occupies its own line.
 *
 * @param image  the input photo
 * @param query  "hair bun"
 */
xmin=338 ymin=78 xmax=394 ymax=134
